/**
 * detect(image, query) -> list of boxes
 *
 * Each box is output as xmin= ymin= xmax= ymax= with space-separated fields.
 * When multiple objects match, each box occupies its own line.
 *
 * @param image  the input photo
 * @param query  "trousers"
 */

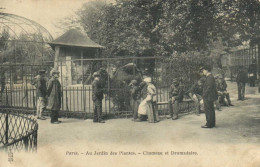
xmin=93 ymin=99 xmax=102 ymax=122
xmin=168 ymin=97 xmax=179 ymax=117
xmin=37 ymin=97 xmax=46 ymax=118
xmin=203 ymin=99 xmax=216 ymax=127
xmin=51 ymin=110 xmax=59 ymax=123
xmin=237 ymin=82 xmax=245 ymax=100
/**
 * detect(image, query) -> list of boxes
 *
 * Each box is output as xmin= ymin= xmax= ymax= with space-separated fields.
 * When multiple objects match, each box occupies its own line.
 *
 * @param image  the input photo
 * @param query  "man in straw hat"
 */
xmin=35 ymin=69 xmax=47 ymax=120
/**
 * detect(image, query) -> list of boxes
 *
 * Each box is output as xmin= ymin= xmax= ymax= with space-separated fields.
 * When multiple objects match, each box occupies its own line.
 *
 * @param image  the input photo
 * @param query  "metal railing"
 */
xmin=0 ymin=108 xmax=38 ymax=152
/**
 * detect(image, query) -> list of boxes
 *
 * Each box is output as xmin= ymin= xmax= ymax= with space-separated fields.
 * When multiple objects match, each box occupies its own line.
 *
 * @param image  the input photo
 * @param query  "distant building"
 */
xmin=48 ymin=29 xmax=104 ymax=86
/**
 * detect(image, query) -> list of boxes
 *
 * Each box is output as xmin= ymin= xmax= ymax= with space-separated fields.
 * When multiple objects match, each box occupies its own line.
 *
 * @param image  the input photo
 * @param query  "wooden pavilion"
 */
xmin=48 ymin=29 xmax=104 ymax=86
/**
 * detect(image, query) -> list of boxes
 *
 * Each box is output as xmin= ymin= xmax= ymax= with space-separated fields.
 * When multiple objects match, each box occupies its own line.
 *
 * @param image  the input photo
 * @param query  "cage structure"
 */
xmin=0 ymin=12 xmax=55 ymax=86
xmin=0 ymin=12 xmax=54 ymax=65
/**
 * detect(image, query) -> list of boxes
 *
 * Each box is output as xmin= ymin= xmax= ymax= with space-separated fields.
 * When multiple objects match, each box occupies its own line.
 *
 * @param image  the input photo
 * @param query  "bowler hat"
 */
xmin=93 ymin=71 xmax=100 ymax=77
xmin=50 ymin=69 xmax=60 ymax=76
xmin=38 ymin=69 xmax=46 ymax=74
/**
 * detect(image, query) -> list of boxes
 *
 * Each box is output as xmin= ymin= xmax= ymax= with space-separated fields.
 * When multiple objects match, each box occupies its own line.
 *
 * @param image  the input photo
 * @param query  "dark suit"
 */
xmin=202 ymin=73 xmax=218 ymax=127
xmin=92 ymin=79 xmax=104 ymax=122
xmin=237 ymin=69 xmax=248 ymax=100
xmin=248 ymin=63 xmax=257 ymax=87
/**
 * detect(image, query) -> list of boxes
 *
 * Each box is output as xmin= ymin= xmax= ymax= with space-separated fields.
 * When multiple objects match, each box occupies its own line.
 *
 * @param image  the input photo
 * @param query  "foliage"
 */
xmin=74 ymin=0 xmax=259 ymax=56
xmin=0 ymin=29 xmax=53 ymax=65
xmin=162 ymin=52 xmax=212 ymax=90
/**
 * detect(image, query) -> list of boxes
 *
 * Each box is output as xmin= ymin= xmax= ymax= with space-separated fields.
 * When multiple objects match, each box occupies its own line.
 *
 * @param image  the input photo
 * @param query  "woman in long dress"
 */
xmin=137 ymin=77 xmax=159 ymax=123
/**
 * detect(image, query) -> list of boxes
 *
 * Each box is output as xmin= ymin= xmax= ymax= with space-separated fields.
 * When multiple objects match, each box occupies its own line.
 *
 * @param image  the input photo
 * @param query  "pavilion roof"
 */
xmin=48 ymin=29 xmax=104 ymax=49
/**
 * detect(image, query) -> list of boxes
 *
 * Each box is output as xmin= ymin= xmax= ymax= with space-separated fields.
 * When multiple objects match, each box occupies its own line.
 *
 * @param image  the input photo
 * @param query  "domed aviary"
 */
xmin=0 ymin=12 xmax=54 ymax=65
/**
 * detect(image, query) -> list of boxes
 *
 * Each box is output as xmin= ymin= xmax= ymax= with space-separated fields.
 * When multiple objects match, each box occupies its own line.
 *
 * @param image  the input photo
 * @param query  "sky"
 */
xmin=0 ymin=0 xmax=91 ymax=38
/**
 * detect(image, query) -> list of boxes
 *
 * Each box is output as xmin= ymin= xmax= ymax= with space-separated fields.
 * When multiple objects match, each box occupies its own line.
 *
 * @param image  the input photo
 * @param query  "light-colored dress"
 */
xmin=137 ymin=83 xmax=159 ymax=122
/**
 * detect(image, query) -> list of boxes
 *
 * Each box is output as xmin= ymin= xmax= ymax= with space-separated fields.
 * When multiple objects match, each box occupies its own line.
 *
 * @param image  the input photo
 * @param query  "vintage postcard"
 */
xmin=0 ymin=0 xmax=260 ymax=167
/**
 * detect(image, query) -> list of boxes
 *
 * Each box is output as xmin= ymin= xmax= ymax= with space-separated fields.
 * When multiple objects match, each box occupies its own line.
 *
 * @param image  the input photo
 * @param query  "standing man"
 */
xmin=92 ymin=72 xmax=105 ymax=123
xmin=201 ymin=66 xmax=218 ymax=128
xmin=47 ymin=69 xmax=62 ymax=124
xmin=36 ymin=70 xmax=47 ymax=120
xmin=248 ymin=60 xmax=257 ymax=87
xmin=129 ymin=80 xmax=141 ymax=121
xmin=237 ymin=66 xmax=248 ymax=101
xmin=168 ymin=78 xmax=183 ymax=120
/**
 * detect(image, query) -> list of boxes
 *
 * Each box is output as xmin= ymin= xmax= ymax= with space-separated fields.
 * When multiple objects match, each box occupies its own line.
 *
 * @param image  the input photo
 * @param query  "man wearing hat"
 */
xmin=92 ymin=71 xmax=105 ymax=123
xmin=201 ymin=65 xmax=218 ymax=128
xmin=188 ymin=77 xmax=205 ymax=115
xmin=35 ymin=69 xmax=47 ymax=120
xmin=129 ymin=80 xmax=141 ymax=121
xmin=237 ymin=66 xmax=248 ymax=100
xmin=248 ymin=60 xmax=257 ymax=87
xmin=47 ymin=69 xmax=62 ymax=124
xmin=167 ymin=78 xmax=183 ymax=120
xmin=216 ymin=74 xmax=233 ymax=107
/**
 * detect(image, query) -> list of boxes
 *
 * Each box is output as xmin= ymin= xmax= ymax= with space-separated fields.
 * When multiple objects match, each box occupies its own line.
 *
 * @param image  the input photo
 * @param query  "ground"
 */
xmin=1 ymin=81 xmax=260 ymax=167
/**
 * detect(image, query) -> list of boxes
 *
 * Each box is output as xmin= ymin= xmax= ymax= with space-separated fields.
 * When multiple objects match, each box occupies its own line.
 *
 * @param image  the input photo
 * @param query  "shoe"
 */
xmin=98 ymin=120 xmax=105 ymax=123
xmin=201 ymin=125 xmax=212 ymax=128
xmin=57 ymin=120 xmax=62 ymax=123
xmin=51 ymin=121 xmax=60 ymax=124
xmin=134 ymin=118 xmax=142 ymax=122
xmin=172 ymin=116 xmax=178 ymax=120
xmin=167 ymin=116 xmax=172 ymax=119
xmin=37 ymin=117 xmax=46 ymax=120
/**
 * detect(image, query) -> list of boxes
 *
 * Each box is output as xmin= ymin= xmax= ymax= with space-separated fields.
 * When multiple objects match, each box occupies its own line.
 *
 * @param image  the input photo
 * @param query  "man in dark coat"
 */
xmin=201 ymin=66 xmax=218 ymax=128
xmin=167 ymin=78 xmax=183 ymax=120
xmin=92 ymin=72 xmax=105 ymax=123
xmin=129 ymin=80 xmax=141 ymax=121
xmin=237 ymin=66 xmax=248 ymax=101
xmin=35 ymin=70 xmax=47 ymax=120
xmin=47 ymin=69 xmax=62 ymax=124
xmin=248 ymin=61 xmax=257 ymax=87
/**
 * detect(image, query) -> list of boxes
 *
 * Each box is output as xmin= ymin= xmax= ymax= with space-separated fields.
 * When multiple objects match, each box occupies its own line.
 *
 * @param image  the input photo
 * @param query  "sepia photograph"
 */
xmin=0 ymin=0 xmax=260 ymax=166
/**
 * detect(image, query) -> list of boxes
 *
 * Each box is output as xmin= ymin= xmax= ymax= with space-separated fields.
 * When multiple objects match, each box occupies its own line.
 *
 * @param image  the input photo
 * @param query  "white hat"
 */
xmin=144 ymin=77 xmax=152 ymax=83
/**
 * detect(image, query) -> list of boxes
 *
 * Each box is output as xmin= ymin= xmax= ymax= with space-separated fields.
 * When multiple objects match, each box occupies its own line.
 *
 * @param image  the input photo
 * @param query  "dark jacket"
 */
xmin=216 ymin=78 xmax=227 ymax=92
xmin=139 ymin=81 xmax=148 ymax=99
xmin=92 ymin=79 xmax=104 ymax=101
xmin=169 ymin=83 xmax=183 ymax=102
xmin=130 ymin=85 xmax=141 ymax=101
xmin=203 ymin=73 xmax=218 ymax=102
xmin=47 ymin=78 xmax=62 ymax=111
xmin=189 ymin=82 xmax=203 ymax=96
xmin=237 ymin=69 xmax=248 ymax=83
xmin=248 ymin=63 xmax=257 ymax=78
xmin=36 ymin=76 xmax=47 ymax=97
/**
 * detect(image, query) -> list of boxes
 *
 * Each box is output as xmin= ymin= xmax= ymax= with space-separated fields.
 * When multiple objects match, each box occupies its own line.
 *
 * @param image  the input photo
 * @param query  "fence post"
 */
xmin=23 ymin=136 xmax=29 ymax=152
xmin=5 ymin=87 xmax=8 ymax=106
xmin=5 ymin=113 xmax=8 ymax=145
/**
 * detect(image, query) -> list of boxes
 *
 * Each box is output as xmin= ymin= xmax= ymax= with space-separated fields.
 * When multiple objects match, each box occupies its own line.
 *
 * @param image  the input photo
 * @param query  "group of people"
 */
xmin=38 ymin=63 xmax=252 ymax=127
xmin=92 ymin=64 xmax=238 ymax=128
xmin=33 ymin=69 xmax=62 ymax=124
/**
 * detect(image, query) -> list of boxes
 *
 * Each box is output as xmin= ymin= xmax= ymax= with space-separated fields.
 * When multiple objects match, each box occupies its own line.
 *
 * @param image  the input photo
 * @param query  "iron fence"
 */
xmin=0 ymin=107 xmax=38 ymax=152
xmin=0 ymin=57 xmax=198 ymax=118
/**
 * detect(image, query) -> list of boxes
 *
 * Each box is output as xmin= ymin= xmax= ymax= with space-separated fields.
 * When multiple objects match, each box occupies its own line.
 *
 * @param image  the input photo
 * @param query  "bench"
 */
xmin=156 ymin=99 xmax=194 ymax=118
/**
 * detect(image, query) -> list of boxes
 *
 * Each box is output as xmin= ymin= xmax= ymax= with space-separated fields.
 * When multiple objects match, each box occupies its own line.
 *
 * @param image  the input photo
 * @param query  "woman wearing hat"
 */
xmin=136 ymin=77 xmax=159 ymax=123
